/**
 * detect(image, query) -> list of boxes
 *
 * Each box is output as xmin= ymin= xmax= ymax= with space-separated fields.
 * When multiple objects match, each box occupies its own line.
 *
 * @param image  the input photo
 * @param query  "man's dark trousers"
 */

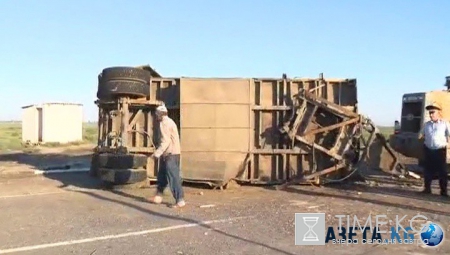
xmin=423 ymin=145 xmax=448 ymax=194
xmin=156 ymin=154 xmax=184 ymax=202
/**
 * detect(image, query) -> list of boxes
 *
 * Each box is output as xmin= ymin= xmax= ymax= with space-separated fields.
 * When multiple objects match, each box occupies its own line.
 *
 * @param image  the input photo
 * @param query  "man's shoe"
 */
xmin=169 ymin=200 xmax=186 ymax=208
xmin=421 ymin=189 xmax=431 ymax=194
xmin=149 ymin=195 xmax=163 ymax=204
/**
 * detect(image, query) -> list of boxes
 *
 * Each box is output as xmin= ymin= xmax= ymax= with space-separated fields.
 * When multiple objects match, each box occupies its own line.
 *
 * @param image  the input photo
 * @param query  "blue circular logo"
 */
xmin=420 ymin=222 xmax=444 ymax=247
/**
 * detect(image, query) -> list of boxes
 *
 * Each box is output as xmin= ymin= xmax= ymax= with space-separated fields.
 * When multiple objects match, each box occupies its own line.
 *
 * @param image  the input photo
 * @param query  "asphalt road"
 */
xmin=0 ymin=173 xmax=449 ymax=255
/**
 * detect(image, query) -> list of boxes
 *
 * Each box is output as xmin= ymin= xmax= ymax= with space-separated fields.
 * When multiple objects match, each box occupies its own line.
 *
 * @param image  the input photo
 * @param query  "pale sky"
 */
xmin=0 ymin=0 xmax=449 ymax=126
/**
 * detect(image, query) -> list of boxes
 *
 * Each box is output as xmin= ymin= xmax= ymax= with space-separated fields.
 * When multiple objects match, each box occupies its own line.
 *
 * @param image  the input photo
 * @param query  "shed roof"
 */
xmin=21 ymin=102 xmax=83 ymax=109
xmin=21 ymin=104 xmax=38 ymax=109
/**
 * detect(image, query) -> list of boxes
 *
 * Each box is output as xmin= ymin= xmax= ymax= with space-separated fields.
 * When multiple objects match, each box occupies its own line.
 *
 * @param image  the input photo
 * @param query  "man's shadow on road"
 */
xmin=42 ymin=171 xmax=297 ymax=255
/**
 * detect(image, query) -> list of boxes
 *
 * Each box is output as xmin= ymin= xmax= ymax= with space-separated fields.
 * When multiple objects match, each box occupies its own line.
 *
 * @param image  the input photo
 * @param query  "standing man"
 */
xmin=149 ymin=104 xmax=186 ymax=208
xmin=419 ymin=102 xmax=449 ymax=197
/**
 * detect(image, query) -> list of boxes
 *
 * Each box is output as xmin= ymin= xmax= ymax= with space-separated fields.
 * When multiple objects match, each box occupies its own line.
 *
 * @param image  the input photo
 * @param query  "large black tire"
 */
xmin=97 ymin=80 xmax=150 ymax=100
xmin=99 ymin=168 xmax=147 ymax=185
xmin=98 ymin=153 xmax=148 ymax=169
xmin=100 ymin=67 xmax=151 ymax=84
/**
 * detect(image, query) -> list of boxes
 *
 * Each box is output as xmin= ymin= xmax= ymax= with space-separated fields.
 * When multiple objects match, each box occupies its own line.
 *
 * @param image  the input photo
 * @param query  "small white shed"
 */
xmin=21 ymin=103 xmax=83 ymax=144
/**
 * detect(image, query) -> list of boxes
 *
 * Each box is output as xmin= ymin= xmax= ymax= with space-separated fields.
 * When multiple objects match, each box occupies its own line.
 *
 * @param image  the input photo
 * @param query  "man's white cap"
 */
xmin=156 ymin=104 xmax=168 ymax=112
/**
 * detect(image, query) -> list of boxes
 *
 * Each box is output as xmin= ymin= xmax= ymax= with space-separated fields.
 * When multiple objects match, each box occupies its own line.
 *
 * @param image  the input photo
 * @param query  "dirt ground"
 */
xmin=0 ymin=146 xmax=449 ymax=255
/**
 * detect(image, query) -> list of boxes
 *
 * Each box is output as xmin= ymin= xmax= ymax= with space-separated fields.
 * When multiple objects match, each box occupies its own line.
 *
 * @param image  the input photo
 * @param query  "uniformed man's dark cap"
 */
xmin=425 ymin=102 xmax=442 ymax=111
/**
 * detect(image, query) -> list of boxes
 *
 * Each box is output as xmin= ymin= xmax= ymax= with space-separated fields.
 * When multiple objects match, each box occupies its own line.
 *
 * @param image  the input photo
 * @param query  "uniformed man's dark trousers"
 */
xmin=423 ymin=146 xmax=448 ymax=194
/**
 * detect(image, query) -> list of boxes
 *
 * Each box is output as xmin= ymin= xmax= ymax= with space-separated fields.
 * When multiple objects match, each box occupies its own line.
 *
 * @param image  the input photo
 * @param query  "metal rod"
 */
xmin=302 ymin=163 xmax=346 ymax=180
xmin=120 ymin=98 xmax=129 ymax=146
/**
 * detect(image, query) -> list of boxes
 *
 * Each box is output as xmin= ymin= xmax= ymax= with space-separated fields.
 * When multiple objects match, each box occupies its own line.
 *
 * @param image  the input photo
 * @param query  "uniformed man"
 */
xmin=148 ymin=105 xmax=186 ymax=208
xmin=419 ymin=102 xmax=449 ymax=197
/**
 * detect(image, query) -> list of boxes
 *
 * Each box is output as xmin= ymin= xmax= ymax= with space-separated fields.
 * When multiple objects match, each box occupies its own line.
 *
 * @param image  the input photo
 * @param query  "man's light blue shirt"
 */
xmin=422 ymin=119 xmax=450 ymax=149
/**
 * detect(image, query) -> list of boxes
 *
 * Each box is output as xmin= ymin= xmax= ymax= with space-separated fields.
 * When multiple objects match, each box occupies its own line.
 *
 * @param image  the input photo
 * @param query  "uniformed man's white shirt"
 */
xmin=422 ymin=119 xmax=450 ymax=149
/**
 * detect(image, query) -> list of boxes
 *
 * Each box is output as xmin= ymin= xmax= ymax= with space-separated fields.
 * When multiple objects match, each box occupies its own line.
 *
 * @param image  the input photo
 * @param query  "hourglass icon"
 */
xmin=303 ymin=216 xmax=319 ymax=241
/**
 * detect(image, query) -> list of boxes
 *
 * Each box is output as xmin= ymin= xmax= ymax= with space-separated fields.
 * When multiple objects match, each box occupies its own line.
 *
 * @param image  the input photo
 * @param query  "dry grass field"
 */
xmin=0 ymin=121 xmax=394 ymax=152
xmin=0 ymin=121 xmax=98 ymax=152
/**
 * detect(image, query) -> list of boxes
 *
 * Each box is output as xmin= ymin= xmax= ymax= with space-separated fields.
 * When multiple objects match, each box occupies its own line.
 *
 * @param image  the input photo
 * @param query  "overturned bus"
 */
xmin=90 ymin=65 xmax=410 ymax=189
